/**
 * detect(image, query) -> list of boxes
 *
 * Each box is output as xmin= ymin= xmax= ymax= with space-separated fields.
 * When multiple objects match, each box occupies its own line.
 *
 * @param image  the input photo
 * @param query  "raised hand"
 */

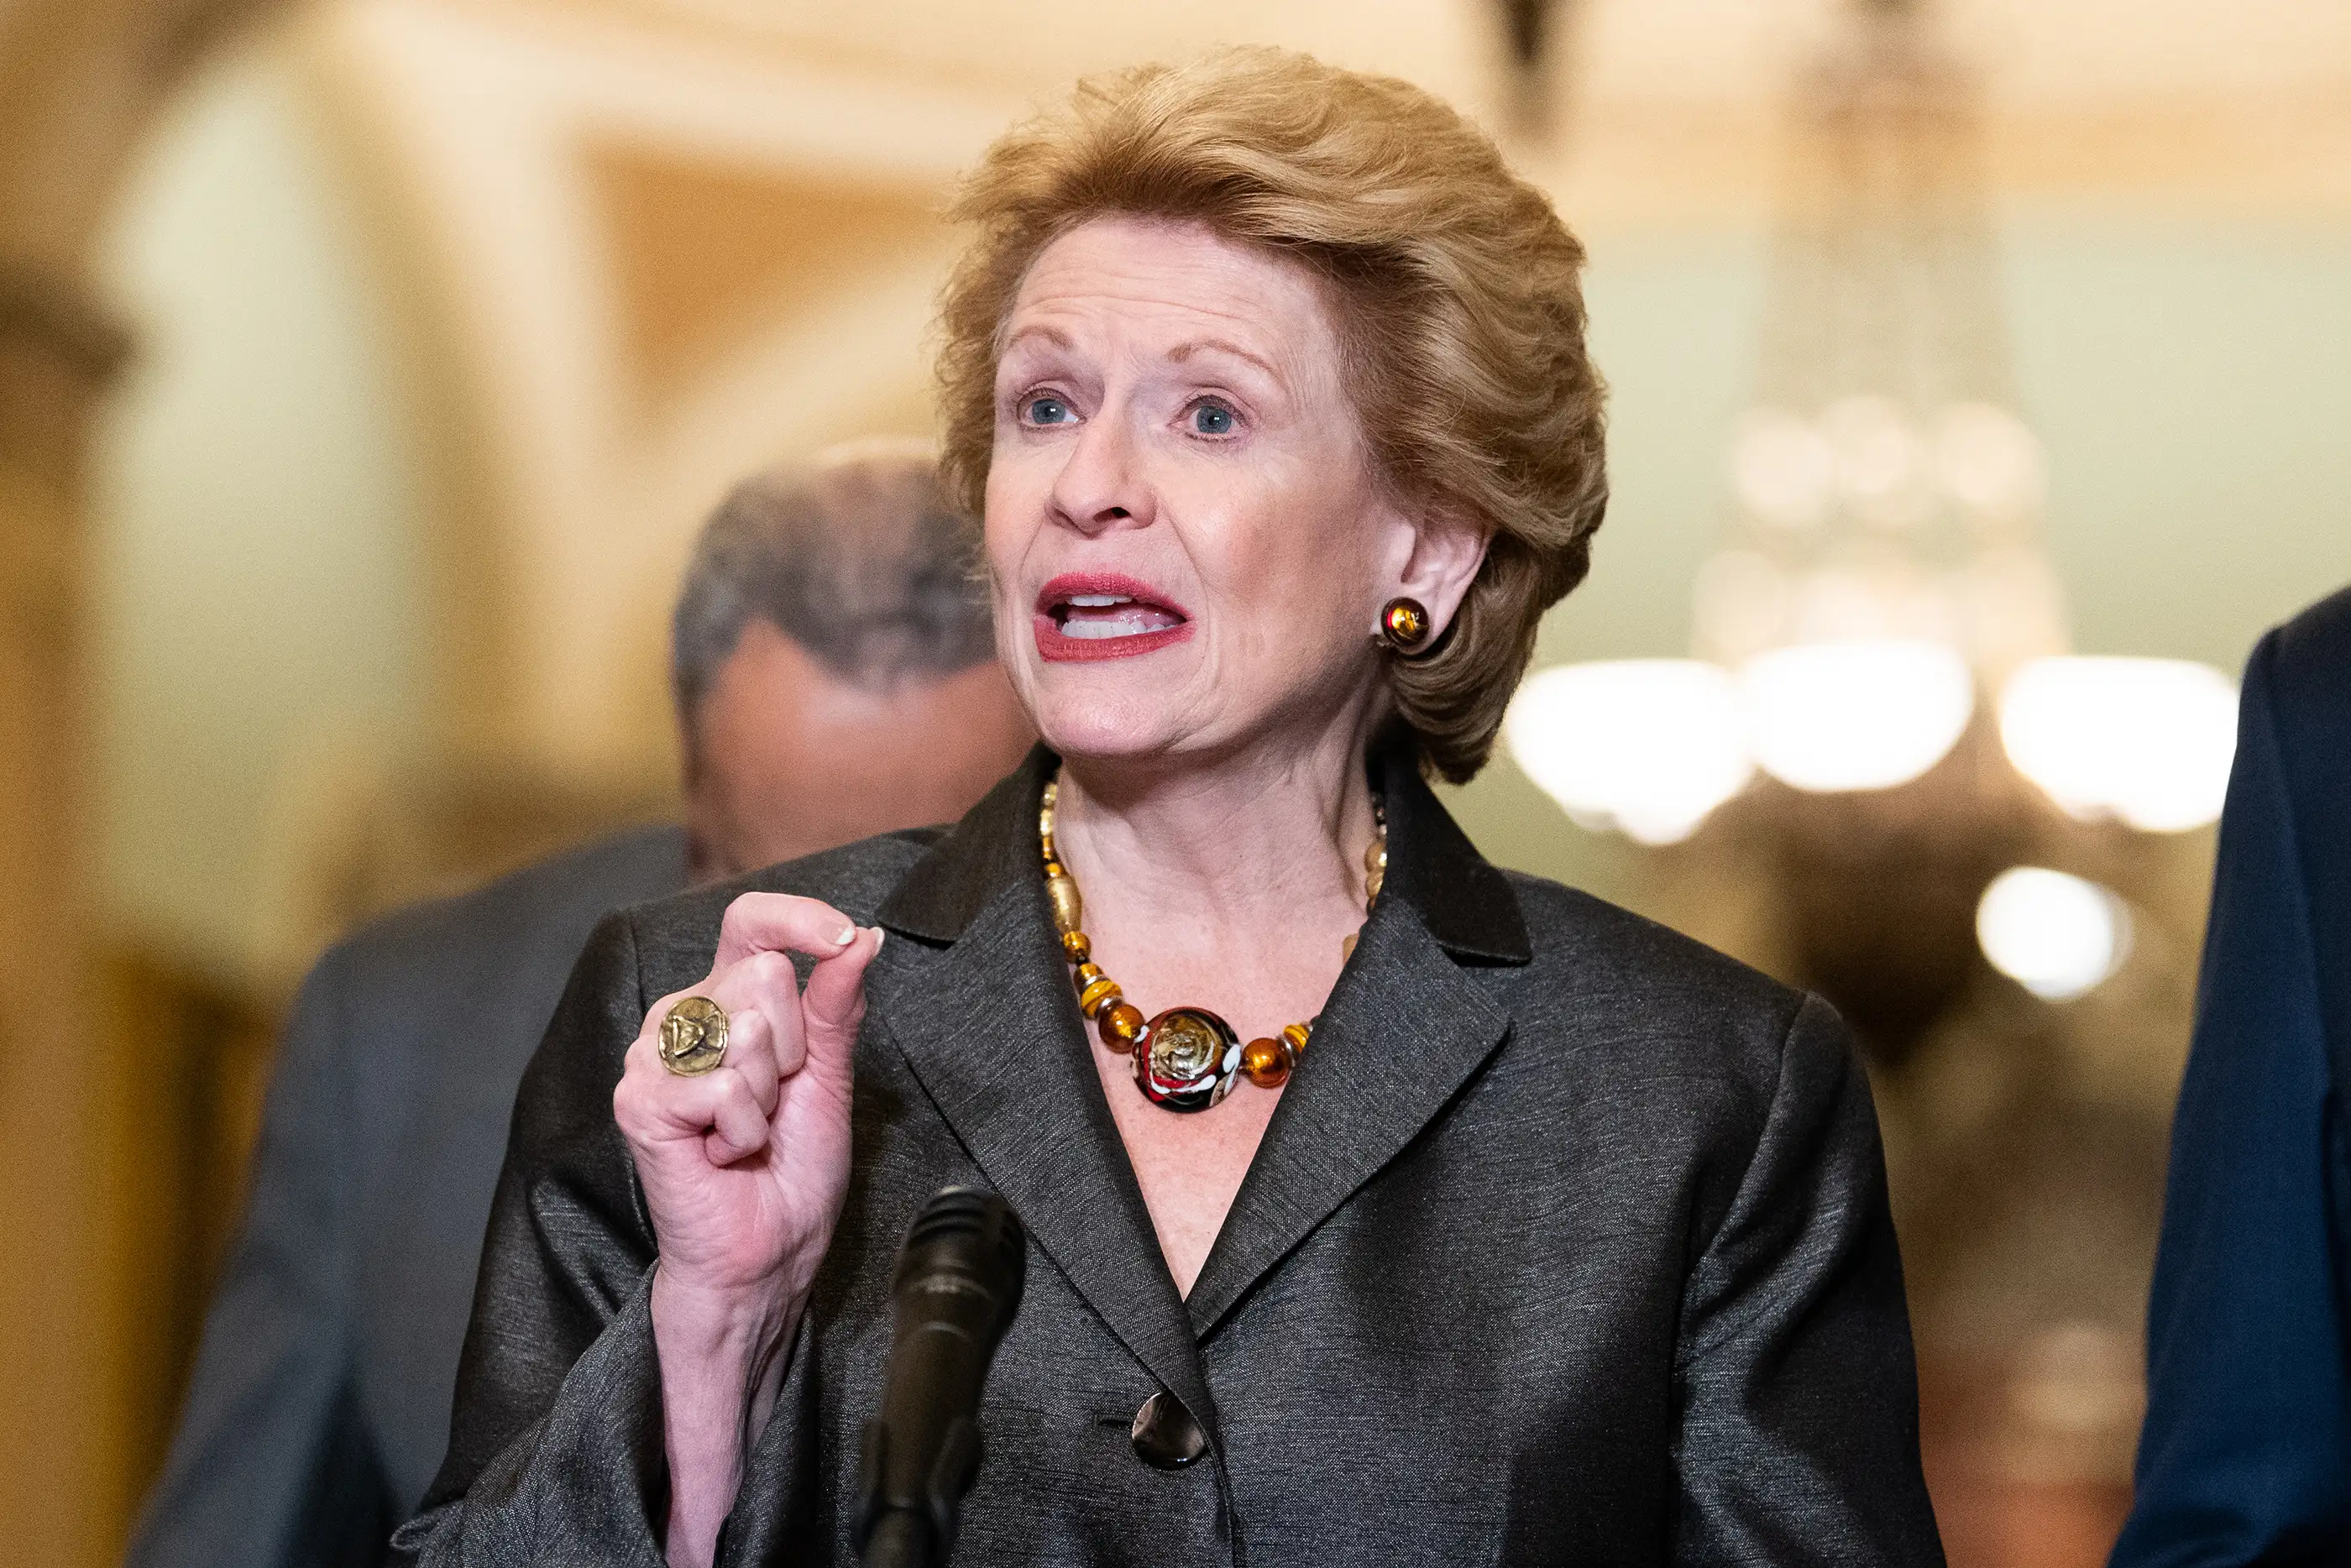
xmin=610 ymin=891 xmax=882 ymax=1566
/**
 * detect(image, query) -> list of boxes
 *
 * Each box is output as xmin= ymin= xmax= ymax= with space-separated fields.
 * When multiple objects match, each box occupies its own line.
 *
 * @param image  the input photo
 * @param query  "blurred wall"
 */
xmin=94 ymin=43 xmax=428 ymax=983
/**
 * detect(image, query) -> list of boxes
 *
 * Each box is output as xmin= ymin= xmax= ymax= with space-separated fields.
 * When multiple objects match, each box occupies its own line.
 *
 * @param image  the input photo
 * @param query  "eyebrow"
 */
xmin=999 ymin=323 xmax=1073 ymax=356
xmin=997 ymin=324 xmax=1283 ymax=384
xmin=1166 ymin=337 xmax=1280 ymax=379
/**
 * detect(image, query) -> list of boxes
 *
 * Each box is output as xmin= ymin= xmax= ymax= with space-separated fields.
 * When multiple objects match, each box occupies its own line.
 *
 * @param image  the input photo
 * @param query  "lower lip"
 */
xmin=1033 ymin=613 xmax=1195 ymax=663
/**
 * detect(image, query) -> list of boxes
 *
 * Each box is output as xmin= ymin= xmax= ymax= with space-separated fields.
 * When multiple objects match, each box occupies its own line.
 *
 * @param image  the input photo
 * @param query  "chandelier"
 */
xmin=1506 ymin=0 xmax=2237 ymax=1023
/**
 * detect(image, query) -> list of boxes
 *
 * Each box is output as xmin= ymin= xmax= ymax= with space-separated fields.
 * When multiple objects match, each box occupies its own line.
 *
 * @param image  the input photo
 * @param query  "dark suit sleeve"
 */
xmin=390 ymin=912 xmax=822 ymax=1566
xmin=126 ymin=945 xmax=395 ymax=1568
xmin=1669 ymin=993 xmax=1945 ymax=1566
xmin=2110 ymin=635 xmax=2351 ymax=1568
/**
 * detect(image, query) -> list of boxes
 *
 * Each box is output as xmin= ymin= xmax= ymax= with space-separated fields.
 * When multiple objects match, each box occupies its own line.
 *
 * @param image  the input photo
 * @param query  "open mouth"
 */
xmin=1034 ymin=573 xmax=1194 ymax=662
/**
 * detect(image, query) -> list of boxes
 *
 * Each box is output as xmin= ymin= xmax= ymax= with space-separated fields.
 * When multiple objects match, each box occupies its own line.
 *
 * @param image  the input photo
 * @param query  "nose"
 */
xmin=1047 ymin=408 xmax=1155 ymax=536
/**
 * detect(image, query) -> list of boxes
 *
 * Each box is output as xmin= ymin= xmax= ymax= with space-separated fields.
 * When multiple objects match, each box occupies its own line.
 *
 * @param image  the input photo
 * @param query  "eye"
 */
xmin=1186 ymin=399 xmax=1238 ymax=437
xmin=1022 ymin=394 xmax=1074 ymax=426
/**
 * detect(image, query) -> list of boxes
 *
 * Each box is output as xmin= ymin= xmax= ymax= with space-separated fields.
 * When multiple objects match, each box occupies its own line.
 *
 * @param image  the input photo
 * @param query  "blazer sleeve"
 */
xmin=124 ymin=943 xmax=395 ymax=1568
xmin=390 ymin=912 xmax=823 ymax=1567
xmin=1669 ymin=992 xmax=1945 ymax=1567
xmin=2110 ymin=633 xmax=2351 ymax=1568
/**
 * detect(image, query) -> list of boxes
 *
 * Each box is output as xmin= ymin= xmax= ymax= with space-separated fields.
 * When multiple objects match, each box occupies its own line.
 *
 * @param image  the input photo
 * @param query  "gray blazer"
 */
xmin=127 ymin=827 xmax=686 ymax=1568
xmin=399 ymin=748 xmax=1943 ymax=1566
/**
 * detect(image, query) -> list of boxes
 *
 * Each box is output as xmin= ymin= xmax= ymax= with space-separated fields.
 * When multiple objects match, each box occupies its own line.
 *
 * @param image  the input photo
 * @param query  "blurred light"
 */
xmin=1998 ymin=656 xmax=2238 ymax=832
xmin=1730 ymin=408 xmax=1834 ymax=528
xmin=1505 ymin=661 xmax=1752 ymax=844
xmin=2009 ymin=1321 xmax=2145 ymax=1439
xmin=1739 ymin=640 xmax=1974 ymax=792
xmin=1977 ymin=866 xmax=2131 ymax=1001
xmin=1783 ymin=564 xmax=1964 ymax=649
xmin=1822 ymin=396 xmax=1932 ymax=528
xmin=1935 ymin=401 xmax=2045 ymax=520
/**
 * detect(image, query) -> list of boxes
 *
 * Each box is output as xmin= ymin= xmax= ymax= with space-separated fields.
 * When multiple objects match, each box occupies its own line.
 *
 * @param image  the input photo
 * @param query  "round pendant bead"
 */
xmin=1134 ymin=1007 xmax=1243 ymax=1112
xmin=1060 ymin=930 xmax=1092 ymax=964
xmin=1099 ymin=1001 xmax=1146 ymax=1053
xmin=1241 ymin=1036 xmax=1292 ymax=1089
xmin=1078 ymin=977 xmax=1123 ymax=1018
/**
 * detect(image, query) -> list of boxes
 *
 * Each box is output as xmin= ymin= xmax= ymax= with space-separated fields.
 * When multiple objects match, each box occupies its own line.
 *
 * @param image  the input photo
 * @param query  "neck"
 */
xmin=1050 ymin=706 xmax=1384 ymax=953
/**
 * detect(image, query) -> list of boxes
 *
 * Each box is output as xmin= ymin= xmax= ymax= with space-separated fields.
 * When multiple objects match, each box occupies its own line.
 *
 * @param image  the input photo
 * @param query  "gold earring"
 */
xmin=1376 ymin=597 xmax=1436 ymax=657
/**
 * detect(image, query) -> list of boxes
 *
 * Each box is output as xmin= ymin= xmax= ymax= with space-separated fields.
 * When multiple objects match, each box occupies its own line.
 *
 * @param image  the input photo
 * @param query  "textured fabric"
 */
xmin=2113 ymin=586 xmax=2351 ymax=1568
xmin=125 ymin=827 xmax=688 ymax=1568
xmin=397 ymin=747 xmax=1943 ymax=1566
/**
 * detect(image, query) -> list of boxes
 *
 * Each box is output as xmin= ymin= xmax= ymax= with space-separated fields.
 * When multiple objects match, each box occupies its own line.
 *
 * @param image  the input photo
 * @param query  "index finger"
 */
xmin=712 ymin=891 xmax=862 ymax=968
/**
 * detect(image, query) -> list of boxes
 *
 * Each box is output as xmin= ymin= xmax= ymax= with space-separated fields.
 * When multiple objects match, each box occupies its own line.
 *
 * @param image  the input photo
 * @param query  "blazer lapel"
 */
xmin=1181 ymin=900 xmax=1513 ymax=1335
xmin=870 ymin=753 xmax=1220 ymax=1436
xmin=1183 ymin=744 xmax=1530 ymax=1335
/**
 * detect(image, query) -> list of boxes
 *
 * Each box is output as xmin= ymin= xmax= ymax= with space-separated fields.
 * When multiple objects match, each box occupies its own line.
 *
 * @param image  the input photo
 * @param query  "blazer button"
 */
xmin=1129 ymin=1390 xmax=1208 ymax=1469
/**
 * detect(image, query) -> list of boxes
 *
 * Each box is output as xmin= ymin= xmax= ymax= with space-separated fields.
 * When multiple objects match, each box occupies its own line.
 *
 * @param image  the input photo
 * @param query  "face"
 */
xmin=984 ymin=216 xmax=1484 ymax=770
xmin=683 ymin=619 xmax=1036 ymax=881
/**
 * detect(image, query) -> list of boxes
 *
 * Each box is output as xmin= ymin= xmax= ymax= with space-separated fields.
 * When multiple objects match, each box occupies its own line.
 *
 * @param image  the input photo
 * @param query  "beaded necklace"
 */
xmin=1039 ymin=776 xmax=1386 ymax=1112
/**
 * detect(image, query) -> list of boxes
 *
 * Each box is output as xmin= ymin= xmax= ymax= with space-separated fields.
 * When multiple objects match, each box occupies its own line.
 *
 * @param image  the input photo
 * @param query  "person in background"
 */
xmin=125 ymin=443 xmax=1035 ymax=1568
xmin=2111 ymin=583 xmax=2351 ymax=1568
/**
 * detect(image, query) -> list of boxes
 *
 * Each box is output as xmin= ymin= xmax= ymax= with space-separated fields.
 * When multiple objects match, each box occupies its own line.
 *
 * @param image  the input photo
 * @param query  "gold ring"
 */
xmin=658 ymin=996 xmax=730 ymax=1076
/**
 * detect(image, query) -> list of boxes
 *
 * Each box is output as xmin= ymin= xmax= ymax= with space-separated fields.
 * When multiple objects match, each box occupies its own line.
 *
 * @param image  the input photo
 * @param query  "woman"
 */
xmin=399 ymin=50 xmax=1942 ymax=1568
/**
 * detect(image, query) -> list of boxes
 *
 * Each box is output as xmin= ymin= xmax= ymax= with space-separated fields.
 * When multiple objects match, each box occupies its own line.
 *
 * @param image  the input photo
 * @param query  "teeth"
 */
xmin=1060 ymin=607 xmax=1175 ymax=640
xmin=1066 ymin=593 xmax=1130 ymax=607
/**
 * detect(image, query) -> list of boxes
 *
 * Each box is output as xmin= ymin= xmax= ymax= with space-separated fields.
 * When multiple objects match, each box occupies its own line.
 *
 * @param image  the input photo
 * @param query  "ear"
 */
xmin=1380 ymin=498 xmax=1490 ymax=640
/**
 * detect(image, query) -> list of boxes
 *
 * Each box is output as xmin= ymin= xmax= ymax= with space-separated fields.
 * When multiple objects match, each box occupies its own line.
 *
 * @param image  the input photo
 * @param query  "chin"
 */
xmin=1028 ymin=683 xmax=1194 ymax=765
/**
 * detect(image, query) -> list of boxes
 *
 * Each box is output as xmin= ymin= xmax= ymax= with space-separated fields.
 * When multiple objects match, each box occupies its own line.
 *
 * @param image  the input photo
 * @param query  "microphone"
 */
xmin=855 ymin=1187 xmax=1028 ymax=1568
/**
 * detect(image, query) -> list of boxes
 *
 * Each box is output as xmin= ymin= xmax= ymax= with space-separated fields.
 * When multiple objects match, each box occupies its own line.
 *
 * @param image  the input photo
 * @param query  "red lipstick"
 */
xmin=1033 ymin=572 xmax=1194 ymax=663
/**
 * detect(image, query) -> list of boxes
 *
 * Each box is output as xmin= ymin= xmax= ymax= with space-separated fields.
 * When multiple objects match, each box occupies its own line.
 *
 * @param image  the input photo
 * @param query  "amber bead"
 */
xmin=1098 ymin=1001 xmax=1146 ymax=1053
xmin=1364 ymin=837 xmax=1387 ymax=875
xmin=1241 ymin=1036 xmax=1292 ymax=1089
xmin=1075 ymin=962 xmax=1105 ymax=986
xmin=1060 ymin=930 xmax=1092 ymax=964
xmin=1280 ymin=1021 xmax=1312 ymax=1058
xmin=1078 ymin=976 xmax=1123 ymax=1018
xmin=1047 ymin=875 xmax=1083 ymax=934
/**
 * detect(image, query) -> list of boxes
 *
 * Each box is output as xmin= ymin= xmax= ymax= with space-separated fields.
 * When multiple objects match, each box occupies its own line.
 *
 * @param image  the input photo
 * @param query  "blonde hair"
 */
xmin=935 ymin=48 xmax=1607 ymax=782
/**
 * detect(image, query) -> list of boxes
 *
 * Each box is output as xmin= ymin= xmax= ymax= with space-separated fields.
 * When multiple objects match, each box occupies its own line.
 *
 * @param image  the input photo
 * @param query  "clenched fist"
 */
xmin=613 ymin=891 xmax=882 ymax=1565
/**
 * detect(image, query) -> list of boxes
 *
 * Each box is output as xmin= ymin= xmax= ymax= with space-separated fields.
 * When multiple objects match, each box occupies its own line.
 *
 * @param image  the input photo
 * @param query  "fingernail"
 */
xmin=835 ymin=925 xmax=857 ymax=946
xmin=871 ymin=927 xmax=887 ymax=952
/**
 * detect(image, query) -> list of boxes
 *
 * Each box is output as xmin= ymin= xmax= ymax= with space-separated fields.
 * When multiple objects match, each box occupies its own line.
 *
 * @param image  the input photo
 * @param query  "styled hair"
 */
xmin=671 ymin=441 xmax=993 ymax=729
xmin=935 ymin=47 xmax=1607 ymax=781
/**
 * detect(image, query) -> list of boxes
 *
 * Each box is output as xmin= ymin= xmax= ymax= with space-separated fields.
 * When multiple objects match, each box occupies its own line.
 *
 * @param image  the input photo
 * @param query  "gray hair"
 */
xmin=671 ymin=442 xmax=996 ymax=721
